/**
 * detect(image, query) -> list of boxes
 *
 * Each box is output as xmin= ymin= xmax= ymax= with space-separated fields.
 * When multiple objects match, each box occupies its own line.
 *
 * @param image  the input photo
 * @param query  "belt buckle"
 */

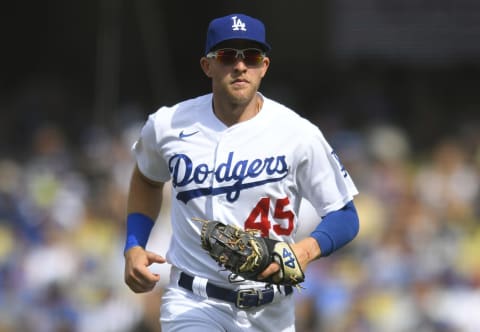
xmin=236 ymin=288 xmax=263 ymax=309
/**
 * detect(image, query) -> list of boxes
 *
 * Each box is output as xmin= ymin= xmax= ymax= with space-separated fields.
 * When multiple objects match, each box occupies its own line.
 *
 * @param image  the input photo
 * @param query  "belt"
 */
xmin=178 ymin=272 xmax=293 ymax=309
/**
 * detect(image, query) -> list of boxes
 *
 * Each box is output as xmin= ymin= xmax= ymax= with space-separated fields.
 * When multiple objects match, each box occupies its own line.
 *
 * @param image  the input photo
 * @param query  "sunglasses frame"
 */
xmin=206 ymin=48 xmax=266 ymax=66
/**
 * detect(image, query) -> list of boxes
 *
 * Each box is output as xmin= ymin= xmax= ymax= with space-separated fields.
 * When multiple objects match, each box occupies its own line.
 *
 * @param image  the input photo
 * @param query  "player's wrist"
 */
xmin=291 ymin=238 xmax=321 ymax=267
xmin=123 ymin=245 xmax=143 ymax=257
xmin=302 ymin=237 xmax=322 ymax=262
xmin=124 ymin=212 xmax=155 ymax=254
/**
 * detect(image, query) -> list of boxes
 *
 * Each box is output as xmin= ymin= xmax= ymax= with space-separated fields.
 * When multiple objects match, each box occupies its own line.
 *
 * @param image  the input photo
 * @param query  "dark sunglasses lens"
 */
xmin=242 ymin=49 xmax=264 ymax=66
xmin=215 ymin=49 xmax=238 ymax=65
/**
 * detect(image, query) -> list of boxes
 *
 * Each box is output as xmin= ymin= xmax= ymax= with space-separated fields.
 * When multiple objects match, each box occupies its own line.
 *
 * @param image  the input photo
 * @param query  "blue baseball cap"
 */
xmin=205 ymin=14 xmax=271 ymax=55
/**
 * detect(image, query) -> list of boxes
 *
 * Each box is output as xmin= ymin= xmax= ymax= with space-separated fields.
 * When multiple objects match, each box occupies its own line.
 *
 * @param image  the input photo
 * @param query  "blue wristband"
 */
xmin=124 ymin=213 xmax=155 ymax=254
xmin=310 ymin=201 xmax=359 ymax=257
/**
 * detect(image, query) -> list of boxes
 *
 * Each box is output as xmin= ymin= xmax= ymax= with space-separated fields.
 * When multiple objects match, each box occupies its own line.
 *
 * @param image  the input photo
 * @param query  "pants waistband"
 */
xmin=178 ymin=272 xmax=293 ymax=309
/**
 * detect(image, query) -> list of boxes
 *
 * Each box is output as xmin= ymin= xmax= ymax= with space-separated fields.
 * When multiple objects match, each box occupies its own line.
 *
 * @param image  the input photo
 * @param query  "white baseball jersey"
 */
xmin=133 ymin=92 xmax=358 ymax=288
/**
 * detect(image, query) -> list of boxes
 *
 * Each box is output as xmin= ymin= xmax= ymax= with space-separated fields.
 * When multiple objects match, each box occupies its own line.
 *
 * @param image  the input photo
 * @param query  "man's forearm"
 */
xmin=124 ymin=165 xmax=165 ymax=254
xmin=127 ymin=164 xmax=164 ymax=219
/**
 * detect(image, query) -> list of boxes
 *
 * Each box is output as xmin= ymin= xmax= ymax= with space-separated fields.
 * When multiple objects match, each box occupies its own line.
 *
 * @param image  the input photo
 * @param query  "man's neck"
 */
xmin=212 ymin=95 xmax=262 ymax=127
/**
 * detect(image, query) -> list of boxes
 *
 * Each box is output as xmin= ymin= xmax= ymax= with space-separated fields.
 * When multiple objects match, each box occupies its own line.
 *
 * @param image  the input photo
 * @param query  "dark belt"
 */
xmin=178 ymin=272 xmax=293 ymax=309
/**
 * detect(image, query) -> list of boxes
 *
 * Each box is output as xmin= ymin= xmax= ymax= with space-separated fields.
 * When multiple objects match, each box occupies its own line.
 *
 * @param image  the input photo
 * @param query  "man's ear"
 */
xmin=200 ymin=57 xmax=212 ymax=78
xmin=260 ymin=57 xmax=270 ymax=78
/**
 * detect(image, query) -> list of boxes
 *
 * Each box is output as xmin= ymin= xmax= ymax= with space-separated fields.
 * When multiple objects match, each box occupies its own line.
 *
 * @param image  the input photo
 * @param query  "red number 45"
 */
xmin=244 ymin=197 xmax=294 ymax=237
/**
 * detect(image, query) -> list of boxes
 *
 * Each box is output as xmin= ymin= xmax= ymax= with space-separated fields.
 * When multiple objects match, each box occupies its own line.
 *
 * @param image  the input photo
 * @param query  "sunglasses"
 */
xmin=206 ymin=48 xmax=266 ymax=66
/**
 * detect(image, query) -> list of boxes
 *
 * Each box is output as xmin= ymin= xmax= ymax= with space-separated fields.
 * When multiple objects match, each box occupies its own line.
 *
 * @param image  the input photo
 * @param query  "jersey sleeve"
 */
xmin=132 ymin=113 xmax=171 ymax=182
xmin=296 ymin=126 xmax=358 ymax=217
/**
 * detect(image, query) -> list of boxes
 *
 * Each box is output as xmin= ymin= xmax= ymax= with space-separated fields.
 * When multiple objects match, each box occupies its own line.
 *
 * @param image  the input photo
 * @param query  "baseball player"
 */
xmin=124 ymin=13 xmax=360 ymax=332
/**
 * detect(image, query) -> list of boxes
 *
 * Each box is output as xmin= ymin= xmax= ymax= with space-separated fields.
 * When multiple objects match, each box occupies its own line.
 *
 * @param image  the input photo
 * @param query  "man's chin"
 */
xmin=228 ymin=90 xmax=255 ymax=106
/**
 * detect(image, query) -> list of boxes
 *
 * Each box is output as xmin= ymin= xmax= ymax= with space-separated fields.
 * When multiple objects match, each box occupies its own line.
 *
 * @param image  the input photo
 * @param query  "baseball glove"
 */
xmin=194 ymin=218 xmax=304 ymax=286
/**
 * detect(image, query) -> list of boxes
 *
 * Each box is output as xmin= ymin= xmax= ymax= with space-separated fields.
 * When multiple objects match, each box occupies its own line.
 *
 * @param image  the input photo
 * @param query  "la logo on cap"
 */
xmin=231 ymin=16 xmax=247 ymax=31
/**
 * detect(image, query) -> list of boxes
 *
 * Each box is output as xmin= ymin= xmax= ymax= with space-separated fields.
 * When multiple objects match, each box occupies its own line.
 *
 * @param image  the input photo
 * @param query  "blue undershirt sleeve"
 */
xmin=309 ymin=200 xmax=360 ymax=257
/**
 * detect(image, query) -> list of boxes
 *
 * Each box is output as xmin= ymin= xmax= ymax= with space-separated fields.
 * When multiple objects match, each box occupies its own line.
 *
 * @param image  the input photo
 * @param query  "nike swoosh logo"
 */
xmin=179 ymin=130 xmax=199 ymax=139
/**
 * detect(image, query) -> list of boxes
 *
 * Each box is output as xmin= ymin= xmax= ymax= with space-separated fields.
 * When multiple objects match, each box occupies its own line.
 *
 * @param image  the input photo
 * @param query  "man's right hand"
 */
xmin=124 ymin=246 xmax=166 ymax=293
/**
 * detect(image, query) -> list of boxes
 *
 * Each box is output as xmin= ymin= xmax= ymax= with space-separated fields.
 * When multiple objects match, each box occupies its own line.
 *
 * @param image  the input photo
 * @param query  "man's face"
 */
xmin=200 ymin=40 xmax=270 ymax=106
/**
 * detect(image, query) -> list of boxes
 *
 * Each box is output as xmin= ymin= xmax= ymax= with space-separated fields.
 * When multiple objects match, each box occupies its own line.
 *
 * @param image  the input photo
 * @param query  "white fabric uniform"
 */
xmin=133 ymin=93 xmax=358 ymax=330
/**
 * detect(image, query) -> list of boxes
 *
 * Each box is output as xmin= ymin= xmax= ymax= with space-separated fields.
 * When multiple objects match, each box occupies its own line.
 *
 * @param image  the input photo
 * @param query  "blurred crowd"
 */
xmin=0 ymin=102 xmax=480 ymax=332
xmin=294 ymin=124 xmax=480 ymax=332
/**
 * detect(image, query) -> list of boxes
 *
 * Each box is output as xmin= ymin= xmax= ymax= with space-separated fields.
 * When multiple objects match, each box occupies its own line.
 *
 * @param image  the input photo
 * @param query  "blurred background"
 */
xmin=1 ymin=1 xmax=480 ymax=331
